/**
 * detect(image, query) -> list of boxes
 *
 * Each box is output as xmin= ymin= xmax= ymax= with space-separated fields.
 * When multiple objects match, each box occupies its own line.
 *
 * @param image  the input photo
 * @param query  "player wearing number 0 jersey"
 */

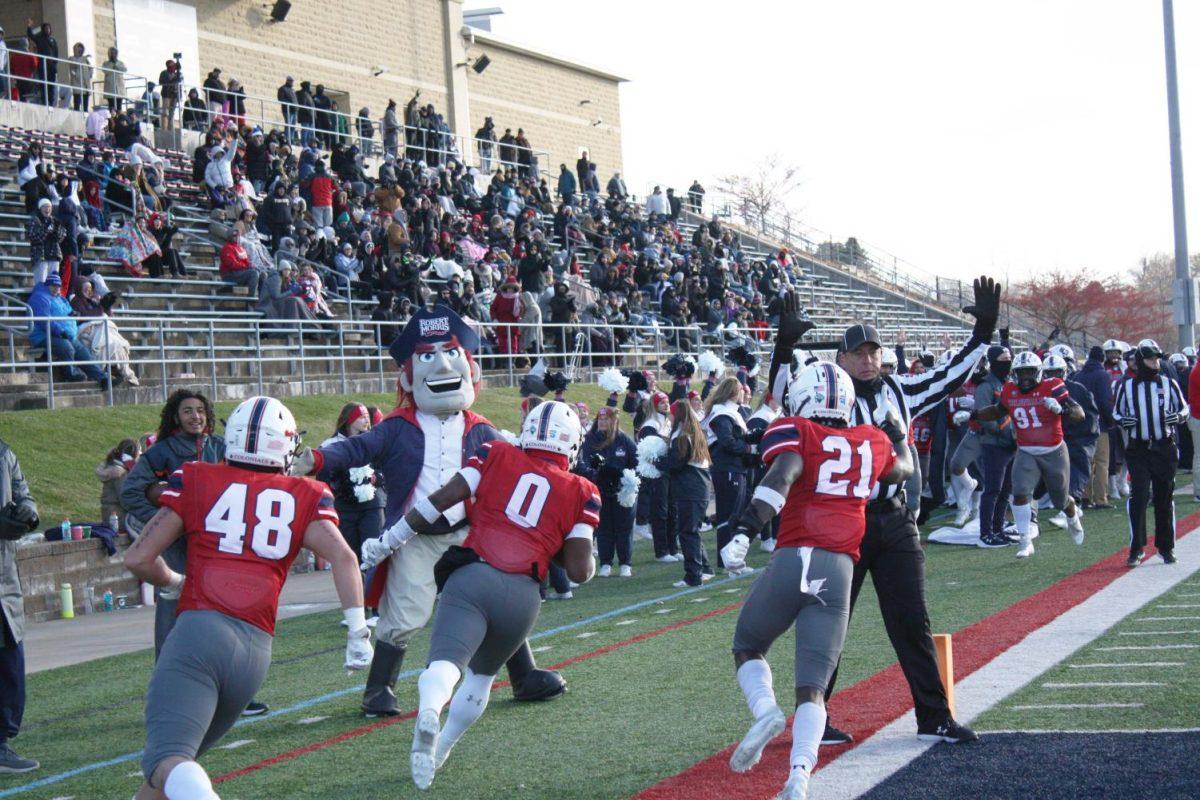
xmin=720 ymin=361 xmax=912 ymax=800
xmin=362 ymin=401 xmax=599 ymax=791
xmin=963 ymin=352 xmax=1086 ymax=559
xmin=124 ymin=397 xmax=373 ymax=800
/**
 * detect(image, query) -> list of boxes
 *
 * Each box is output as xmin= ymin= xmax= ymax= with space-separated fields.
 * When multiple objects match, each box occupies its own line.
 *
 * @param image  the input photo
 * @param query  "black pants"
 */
xmin=826 ymin=500 xmax=950 ymax=729
xmin=1126 ymin=438 xmax=1178 ymax=555
xmin=712 ymin=469 xmax=747 ymax=568
xmin=596 ymin=499 xmax=634 ymax=567
xmin=644 ymin=477 xmax=677 ymax=558
xmin=673 ymin=468 xmax=712 ymax=586
xmin=0 ymin=618 xmax=25 ymax=743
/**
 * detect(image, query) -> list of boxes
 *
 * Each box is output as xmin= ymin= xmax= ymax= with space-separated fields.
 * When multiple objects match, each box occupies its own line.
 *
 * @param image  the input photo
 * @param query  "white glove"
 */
xmin=360 ymin=537 xmax=393 ymax=571
xmin=290 ymin=446 xmax=316 ymax=476
xmin=720 ymin=533 xmax=751 ymax=571
xmin=956 ymin=395 xmax=975 ymax=410
xmin=159 ymin=571 xmax=185 ymax=601
xmin=952 ymin=410 xmax=972 ymax=427
xmin=345 ymin=627 xmax=374 ymax=672
xmin=1043 ymin=397 xmax=1062 ymax=415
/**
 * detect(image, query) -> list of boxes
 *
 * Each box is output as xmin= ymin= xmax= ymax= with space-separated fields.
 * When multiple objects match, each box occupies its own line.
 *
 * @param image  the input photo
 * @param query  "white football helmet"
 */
xmin=880 ymin=347 xmax=898 ymax=367
xmin=1049 ymin=344 xmax=1074 ymax=363
xmin=1136 ymin=338 xmax=1164 ymax=358
xmin=786 ymin=361 xmax=856 ymax=425
xmin=225 ymin=396 xmax=300 ymax=471
xmin=1169 ymin=353 xmax=1188 ymax=369
xmin=1012 ymin=351 xmax=1043 ymax=387
xmin=519 ymin=400 xmax=583 ymax=462
xmin=1042 ymin=353 xmax=1068 ymax=376
xmin=1183 ymin=346 xmax=1196 ymax=359
xmin=1101 ymin=339 xmax=1122 ymax=354
xmin=938 ymin=348 xmax=954 ymax=365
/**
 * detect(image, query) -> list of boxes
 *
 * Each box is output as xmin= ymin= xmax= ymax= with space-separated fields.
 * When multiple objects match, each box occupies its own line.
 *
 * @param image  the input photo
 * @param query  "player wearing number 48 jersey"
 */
xmin=124 ymin=397 xmax=373 ymax=800
xmin=359 ymin=400 xmax=599 ymax=791
xmin=961 ymin=351 xmax=1086 ymax=558
xmin=720 ymin=361 xmax=913 ymax=800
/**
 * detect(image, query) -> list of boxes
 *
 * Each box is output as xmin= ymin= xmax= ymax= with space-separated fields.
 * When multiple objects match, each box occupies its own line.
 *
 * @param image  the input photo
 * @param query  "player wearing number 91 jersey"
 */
xmin=124 ymin=396 xmax=373 ymax=800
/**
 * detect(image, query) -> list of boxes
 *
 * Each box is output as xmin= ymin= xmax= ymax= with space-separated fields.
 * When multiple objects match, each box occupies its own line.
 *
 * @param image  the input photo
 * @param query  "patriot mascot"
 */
xmin=292 ymin=305 xmax=566 ymax=716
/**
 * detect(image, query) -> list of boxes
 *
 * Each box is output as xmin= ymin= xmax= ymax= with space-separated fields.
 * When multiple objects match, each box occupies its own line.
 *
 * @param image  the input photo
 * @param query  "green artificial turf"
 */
xmin=0 ymin=502 xmax=1169 ymax=800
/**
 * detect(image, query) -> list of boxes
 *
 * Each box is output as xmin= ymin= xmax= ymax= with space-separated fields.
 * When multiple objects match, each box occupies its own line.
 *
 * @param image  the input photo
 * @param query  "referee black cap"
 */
xmin=839 ymin=323 xmax=882 ymax=353
xmin=1136 ymin=338 xmax=1164 ymax=359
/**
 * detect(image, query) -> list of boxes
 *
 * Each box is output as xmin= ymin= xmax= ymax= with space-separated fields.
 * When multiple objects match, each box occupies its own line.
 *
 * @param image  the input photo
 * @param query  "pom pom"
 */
xmin=352 ymin=483 xmax=376 ymax=503
xmin=544 ymin=371 xmax=571 ymax=393
xmin=348 ymin=465 xmax=375 ymax=484
xmin=617 ymin=469 xmax=640 ymax=508
xmin=598 ymin=367 xmax=629 ymax=394
xmin=625 ymin=369 xmax=648 ymax=393
xmin=697 ymin=351 xmax=724 ymax=378
xmin=636 ymin=436 xmax=668 ymax=478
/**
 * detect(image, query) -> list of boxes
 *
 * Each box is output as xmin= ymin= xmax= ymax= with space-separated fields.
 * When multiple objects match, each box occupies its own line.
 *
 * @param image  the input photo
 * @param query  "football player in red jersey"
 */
xmin=719 ymin=361 xmax=912 ymax=800
xmin=359 ymin=400 xmax=598 ymax=790
xmin=960 ymin=351 xmax=1086 ymax=558
xmin=124 ymin=397 xmax=373 ymax=800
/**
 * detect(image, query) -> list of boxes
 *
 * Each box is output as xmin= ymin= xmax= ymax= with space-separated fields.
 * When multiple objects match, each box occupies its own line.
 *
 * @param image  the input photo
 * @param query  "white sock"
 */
xmin=438 ymin=669 xmax=494 ymax=754
xmin=736 ymin=659 xmax=778 ymax=720
xmin=951 ymin=472 xmax=973 ymax=504
xmin=417 ymin=660 xmax=462 ymax=716
xmin=789 ymin=702 xmax=826 ymax=773
xmin=1013 ymin=503 xmax=1032 ymax=537
xmin=163 ymin=761 xmax=219 ymax=800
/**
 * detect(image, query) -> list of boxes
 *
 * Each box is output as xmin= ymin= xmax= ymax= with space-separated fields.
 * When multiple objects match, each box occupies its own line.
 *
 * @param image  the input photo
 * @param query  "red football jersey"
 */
xmin=462 ymin=441 xmax=601 ymax=581
xmin=999 ymin=378 xmax=1070 ymax=449
xmin=760 ymin=416 xmax=897 ymax=561
xmin=910 ymin=413 xmax=934 ymax=455
xmin=159 ymin=461 xmax=338 ymax=635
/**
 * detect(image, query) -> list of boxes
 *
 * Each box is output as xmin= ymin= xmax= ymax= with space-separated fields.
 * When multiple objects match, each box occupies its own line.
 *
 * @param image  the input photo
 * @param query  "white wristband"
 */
xmin=752 ymin=485 xmax=787 ymax=515
xmin=343 ymin=606 xmax=367 ymax=633
xmin=381 ymin=517 xmax=416 ymax=549
xmin=414 ymin=496 xmax=441 ymax=524
xmin=166 ymin=571 xmax=185 ymax=591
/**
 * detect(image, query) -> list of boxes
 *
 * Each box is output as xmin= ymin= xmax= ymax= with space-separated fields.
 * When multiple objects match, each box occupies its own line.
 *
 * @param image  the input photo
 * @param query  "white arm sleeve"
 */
xmin=458 ymin=466 xmax=482 ymax=494
xmin=566 ymin=523 xmax=594 ymax=541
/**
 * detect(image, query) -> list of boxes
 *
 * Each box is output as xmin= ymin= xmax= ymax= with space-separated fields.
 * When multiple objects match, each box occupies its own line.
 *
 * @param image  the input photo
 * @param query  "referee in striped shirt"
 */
xmin=766 ymin=275 xmax=1001 ymax=746
xmin=1113 ymin=338 xmax=1189 ymax=566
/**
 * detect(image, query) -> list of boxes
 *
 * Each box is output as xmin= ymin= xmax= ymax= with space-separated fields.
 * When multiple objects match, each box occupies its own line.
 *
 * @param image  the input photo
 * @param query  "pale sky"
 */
xmin=482 ymin=1 xmax=1199 ymax=287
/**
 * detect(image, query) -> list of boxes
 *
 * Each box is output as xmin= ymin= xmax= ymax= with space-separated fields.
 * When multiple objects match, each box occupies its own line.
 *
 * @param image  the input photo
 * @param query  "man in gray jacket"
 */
xmin=975 ymin=345 xmax=1016 ymax=547
xmin=0 ymin=439 xmax=40 ymax=772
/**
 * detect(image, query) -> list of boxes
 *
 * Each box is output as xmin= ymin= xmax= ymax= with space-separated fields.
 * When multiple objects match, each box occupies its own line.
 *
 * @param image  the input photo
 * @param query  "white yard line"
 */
xmin=1136 ymin=616 xmax=1200 ymax=621
xmin=1041 ymin=681 xmax=1164 ymax=688
xmin=1010 ymin=703 xmax=1144 ymax=710
xmin=1068 ymin=662 xmax=1184 ymax=668
xmin=1095 ymin=644 xmax=1198 ymax=651
xmin=982 ymin=727 xmax=1200 ymax=734
xmin=1117 ymin=630 xmax=1200 ymax=636
xmin=809 ymin=527 xmax=1200 ymax=800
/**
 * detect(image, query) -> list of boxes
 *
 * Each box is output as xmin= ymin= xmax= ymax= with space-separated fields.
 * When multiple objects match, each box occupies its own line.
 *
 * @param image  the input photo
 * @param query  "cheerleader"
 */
xmin=636 ymin=391 xmax=679 ymax=562
xmin=576 ymin=407 xmax=639 ymax=576
xmin=667 ymin=400 xmax=715 ymax=587
xmin=703 ymin=377 xmax=754 ymax=575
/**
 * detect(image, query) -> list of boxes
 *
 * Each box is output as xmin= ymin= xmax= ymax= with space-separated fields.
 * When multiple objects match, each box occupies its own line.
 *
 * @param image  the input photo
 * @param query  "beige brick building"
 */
xmin=3 ymin=0 xmax=623 ymax=173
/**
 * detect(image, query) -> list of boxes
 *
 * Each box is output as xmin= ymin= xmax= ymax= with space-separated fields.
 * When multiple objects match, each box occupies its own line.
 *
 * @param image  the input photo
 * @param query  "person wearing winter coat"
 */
xmin=665 ymin=400 xmax=714 ymax=587
xmin=27 ymin=274 xmax=108 ymax=387
xmin=635 ymin=391 xmax=678 ymax=562
xmin=96 ymin=438 xmax=139 ymax=529
xmin=100 ymin=48 xmax=126 ymax=110
xmin=702 ymin=377 xmax=754 ymax=573
xmin=26 ymin=200 xmax=65 ymax=285
xmin=67 ymin=43 xmax=93 ymax=112
xmin=575 ymin=407 xmax=638 ymax=576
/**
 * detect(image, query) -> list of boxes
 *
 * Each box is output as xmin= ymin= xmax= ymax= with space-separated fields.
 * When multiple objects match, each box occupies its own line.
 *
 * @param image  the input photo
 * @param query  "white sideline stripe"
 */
xmin=1156 ymin=604 xmax=1200 ymax=608
xmin=297 ymin=716 xmax=328 ymax=725
xmin=218 ymin=739 xmax=255 ymax=750
xmin=1069 ymin=662 xmax=1185 ymax=668
xmin=1096 ymin=644 xmax=1198 ymax=651
xmin=615 ymin=619 xmax=638 ymax=626
xmin=1136 ymin=616 xmax=1200 ymax=621
xmin=1011 ymin=703 xmax=1144 ymax=710
xmin=653 ymin=608 xmax=673 ymax=614
xmin=1041 ymin=682 xmax=1165 ymax=688
xmin=576 ymin=632 xmax=598 ymax=639
xmin=531 ymin=646 xmax=552 ymax=653
xmin=983 ymin=727 xmax=1200 ymax=734
xmin=809 ymin=525 xmax=1200 ymax=800
xmin=1118 ymin=630 xmax=1200 ymax=636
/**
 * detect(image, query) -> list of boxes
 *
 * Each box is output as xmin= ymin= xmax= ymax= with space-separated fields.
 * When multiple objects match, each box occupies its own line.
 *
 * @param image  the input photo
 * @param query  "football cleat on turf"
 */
xmin=917 ymin=718 xmax=979 ymax=744
xmin=1067 ymin=512 xmax=1084 ymax=545
xmin=977 ymin=533 xmax=1011 ymax=548
xmin=820 ymin=721 xmax=853 ymax=746
xmin=1127 ymin=550 xmax=1146 ymax=568
xmin=512 ymin=668 xmax=567 ymax=702
xmin=1015 ymin=535 xmax=1035 ymax=558
xmin=953 ymin=475 xmax=978 ymax=526
xmin=779 ymin=767 xmax=811 ymax=800
xmin=730 ymin=705 xmax=787 ymax=773
xmin=241 ymin=701 xmax=269 ymax=717
xmin=760 ymin=538 xmax=777 ymax=553
xmin=411 ymin=708 xmax=440 ymax=790
xmin=1161 ymin=550 xmax=1177 ymax=564
xmin=1048 ymin=512 xmax=1068 ymax=530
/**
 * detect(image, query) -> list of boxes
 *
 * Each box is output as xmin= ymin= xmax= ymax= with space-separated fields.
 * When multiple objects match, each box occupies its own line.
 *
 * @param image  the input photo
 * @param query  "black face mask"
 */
xmin=851 ymin=375 xmax=883 ymax=397
xmin=1136 ymin=360 xmax=1159 ymax=381
xmin=990 ymin=361 xmax=1012 ymax=382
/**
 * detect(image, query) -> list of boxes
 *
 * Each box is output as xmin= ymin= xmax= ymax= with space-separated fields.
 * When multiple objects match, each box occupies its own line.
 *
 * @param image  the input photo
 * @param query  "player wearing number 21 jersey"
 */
xmin=362 ymin=401 xmax=599 ymax=791
xmin=124 ymin=396 xmax=372 ymax=800
xmin=719 ymin=362 xmax=912 ymax=800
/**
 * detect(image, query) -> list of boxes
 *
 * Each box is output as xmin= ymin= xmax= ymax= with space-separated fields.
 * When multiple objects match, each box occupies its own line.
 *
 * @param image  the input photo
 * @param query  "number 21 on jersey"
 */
xmin=815 ymin=435 xmax=874 ymax=498
xmin=205 ymin=483 xmax=295 ymax=559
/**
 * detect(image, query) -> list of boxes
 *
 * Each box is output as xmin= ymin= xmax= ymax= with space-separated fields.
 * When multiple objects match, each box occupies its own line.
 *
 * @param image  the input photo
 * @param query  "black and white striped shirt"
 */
xmin=851 ymin=337 xmax=989 ymax=500
xmin=1113 ymin=374 xmax=1189 ymax=442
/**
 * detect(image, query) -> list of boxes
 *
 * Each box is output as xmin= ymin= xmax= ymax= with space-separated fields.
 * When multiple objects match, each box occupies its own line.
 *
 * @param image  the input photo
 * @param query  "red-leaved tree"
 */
xmin=1010 ymin=266 xmax=1170 ymax=345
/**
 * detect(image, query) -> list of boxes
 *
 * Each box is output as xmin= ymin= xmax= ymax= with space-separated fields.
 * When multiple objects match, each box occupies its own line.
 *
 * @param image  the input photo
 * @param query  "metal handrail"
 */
xmin=0 ymin=45 xmax=149 ymax=111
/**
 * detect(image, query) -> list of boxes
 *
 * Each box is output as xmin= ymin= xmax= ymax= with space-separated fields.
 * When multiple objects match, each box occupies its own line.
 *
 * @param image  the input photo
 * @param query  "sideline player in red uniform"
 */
xmin=125 ymin=396 xmax=374 ymax=800
xmin=719 ymin=361 xmax=913 ymax=800
xmin=960 ymin=351 xmax=1085 ymax=558
xmin=360 ymin=400 xmax=599 ymax=790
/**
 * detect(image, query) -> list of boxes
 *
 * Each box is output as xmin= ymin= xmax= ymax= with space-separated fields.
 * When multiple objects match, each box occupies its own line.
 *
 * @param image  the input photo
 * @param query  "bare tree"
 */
xmin=716 ymin=154 xmax=802 ymax=233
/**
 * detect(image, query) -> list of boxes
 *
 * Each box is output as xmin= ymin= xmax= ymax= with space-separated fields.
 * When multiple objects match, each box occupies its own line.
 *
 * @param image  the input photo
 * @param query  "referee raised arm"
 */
xmin=767 ymin=275 xmax=1002 ymax=746
xmin=1113 ymin=339 xmax=1189 ymax=566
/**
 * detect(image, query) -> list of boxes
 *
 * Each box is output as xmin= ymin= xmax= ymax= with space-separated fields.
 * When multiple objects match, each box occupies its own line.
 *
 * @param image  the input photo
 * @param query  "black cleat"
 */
xmin=1161 ymin=550 xmax=1177 ymax=565
xmin=917 ymin=718 xmax=979 ymax=744
xmin=1127 ymin=550 xmax=1146 ymax=568
xmin=977 ymin=533 xmax=1011 ymax=549
xmin=820 ymin=721 xmax=853 ymax=746
xmin=512 ymin=668 xmax=567 ymax=701
xmin=241 ymin=701 xmax=269 ymax=717
xmin=0 ymin=744 xmax=38 ymax=773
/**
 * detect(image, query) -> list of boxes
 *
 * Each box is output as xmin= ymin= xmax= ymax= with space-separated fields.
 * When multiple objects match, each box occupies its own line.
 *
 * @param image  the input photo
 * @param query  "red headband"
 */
xmin=346 ymin=404 xmax=368 ymax=428
xmin=651 ymin=391 xmax=669 ymax=408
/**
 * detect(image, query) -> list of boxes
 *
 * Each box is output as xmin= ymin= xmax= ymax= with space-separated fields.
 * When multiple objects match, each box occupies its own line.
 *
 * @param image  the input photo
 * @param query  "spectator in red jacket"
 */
xmin=218 ymin=229 xmax=262 ymax=294
xmin=489 ymin=279 xmax=523 ymax=358
xmin=309 ymin=161 xmax=335 ymax=229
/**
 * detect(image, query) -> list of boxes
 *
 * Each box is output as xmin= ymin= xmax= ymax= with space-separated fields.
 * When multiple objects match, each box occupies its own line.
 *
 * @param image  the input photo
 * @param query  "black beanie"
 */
xmin=1088 ymin=345 xmax=1105 ymax=362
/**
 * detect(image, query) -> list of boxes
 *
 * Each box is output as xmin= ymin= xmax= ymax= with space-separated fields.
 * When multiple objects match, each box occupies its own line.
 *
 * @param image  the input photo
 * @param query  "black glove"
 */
xmin=879 ymin=409 xmax=908 ymax=444
xmin=1047 ymin=326 xmax=1060 ymax=342
xmin=0 ymin=503 xmax=36 ymax=540
xmin=768 ymin=291 xmax=814 ymax=399
xmin=743 ymin=427 xmax=765 ymax=445
xmin=961 ymin=275 xmax=1001 ymax=342
xmin=588 ymin=452 xmax=606 ymax=471
xmin=11 ymin=502 xmax=38 ymax=529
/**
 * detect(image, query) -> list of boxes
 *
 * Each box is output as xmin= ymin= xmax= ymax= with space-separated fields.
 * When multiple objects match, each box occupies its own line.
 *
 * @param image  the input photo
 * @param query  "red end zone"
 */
xmin=632 ymin=510 xmax=1200 ymax=800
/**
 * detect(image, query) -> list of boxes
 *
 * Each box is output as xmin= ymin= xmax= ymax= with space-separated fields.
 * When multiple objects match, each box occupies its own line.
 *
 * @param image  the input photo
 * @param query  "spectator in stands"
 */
xmin=309 ymin=161 xmax=335 ymax=228
xmin=27 ymin=274 xmax=110 ymax=388
xmin=0 ymin=29 xmax=8 ymax=101
xmin=297 ymin=263 xmax=334 ymax=318
xmin=25 ymin=19 xmax=57 ymax=106
xmin=556 ymin=164 xmax=576 ymax=204
xmin=476 ymin=117 xmax=497 ymax=173
xmin=357 ymin=107 xmax=374 ymax=157
xmin=667 ymin=187 xmax=682 ymax=220
xmin=688 ymin=179 xmax=705 ymax=213
xmin=143 ymin=211 xmax=185 ymax=278
xmin=204 ymin=134 xmax=239 ymax=207
xmin=576 ymin=150 xmax=592 ymax=190
xmin=26 ymin=199 xmax=64 ymax=285
xmin=296 ymin=80 xmax=316 ymax=145
xmin=96 ymin=438 xmax=139 ymax=531
xmin=202 ymin=68 xmax=225 ymax=118
xmin=260 ymin=262 xmax=315 ymax=322
xmin=607 ymin=171 xmax=628 ymax=199
xmin=0 ymin=437 xmax=41 ymax=774
xmin=181 ymin=88 xmax=206 ymax=131
xmin=157 ymin=59 xmax=181 ymax=130
xmin=334 ymin=242 xmax=362 ymax=291
xmin=226 ymin=78 xmax=246 ymax=128
xmin=100 ymin=47 xmax=125 ymax=110
xmin=67 ymin=43 xmax=92 ymax=112
xmin=16 ymin=143 xmax=42 ymax=197
xmin=218 ymin=228 xmax=263 ymax=294
xmin=381 ymin=99 xmax=401 ymax=159
xmin=85 ymin=102 xmax=110 ymax=141
xmin=278 ymin=76 xmax=298 ymax=143
xmin=312 ymin=84 xmax=333 ymax=146
xmin=262 ymin=180 xmax=294 ymax=251
xmin=498 ymin=127 xmax=516 ymax=169
xmin=645 ymin=185 xmax=669 ymax=220
xmin=8 ymin=40 xmax=39 ymax=104
xmin=515 ymin=128 xmax=534 ymax=177
xmin=111 ymin=108 xmax=137 ymax=149
xmin=135 ymin=82 xmax=160 ymax=125
xmin=71 ymin=280 xmax=138 ymax=386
